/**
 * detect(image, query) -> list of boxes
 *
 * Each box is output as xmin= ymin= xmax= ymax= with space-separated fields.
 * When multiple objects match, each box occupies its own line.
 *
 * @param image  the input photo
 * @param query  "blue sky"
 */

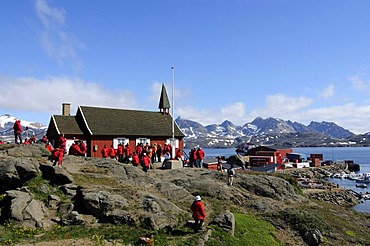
xmin=2 ymin=0 xmax=370 ymax=134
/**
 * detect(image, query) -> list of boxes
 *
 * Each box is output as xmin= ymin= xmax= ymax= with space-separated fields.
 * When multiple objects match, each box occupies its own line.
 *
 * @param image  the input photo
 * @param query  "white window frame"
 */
xmin=113 ymin=138 xmax=129 ymax=149
xmin=166 ymin=138 xmax=179 ymax=148
xmin=136 ymin=138 xmax=150 ymax=145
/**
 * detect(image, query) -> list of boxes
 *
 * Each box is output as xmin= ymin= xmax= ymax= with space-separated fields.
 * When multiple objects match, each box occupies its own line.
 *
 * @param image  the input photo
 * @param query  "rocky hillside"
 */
xmin=0 ymin=144 xmax=369 ymax=245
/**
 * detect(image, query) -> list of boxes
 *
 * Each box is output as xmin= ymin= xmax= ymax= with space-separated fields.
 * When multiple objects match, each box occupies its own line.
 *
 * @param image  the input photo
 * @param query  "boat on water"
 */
xmin=356 ymin=183 xmax=368 ymax=188
xmin=331 ymin=172 xmax=348 ymax=179
xmin=356 ymin=177 xmax=370 ymax=184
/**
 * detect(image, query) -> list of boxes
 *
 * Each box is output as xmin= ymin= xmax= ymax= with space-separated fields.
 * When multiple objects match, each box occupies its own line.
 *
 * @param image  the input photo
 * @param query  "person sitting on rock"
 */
xmin=45 ymin=142 xmax=53 ymax=153
xmin=162 ymin=150 xmax=171 ymax=168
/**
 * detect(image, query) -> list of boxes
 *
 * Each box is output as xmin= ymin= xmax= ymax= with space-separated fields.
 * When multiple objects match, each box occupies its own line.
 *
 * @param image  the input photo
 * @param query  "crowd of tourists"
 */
xmin=10 ymin=120 xmax=206 ymax=173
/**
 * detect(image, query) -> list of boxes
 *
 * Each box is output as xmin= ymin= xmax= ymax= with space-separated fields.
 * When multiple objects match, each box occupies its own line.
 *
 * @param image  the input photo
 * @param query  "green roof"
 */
xmin=80 ymin=106 xmax=184 ymax=137
xmin=53 ymin=115 xmax=83 ymax=135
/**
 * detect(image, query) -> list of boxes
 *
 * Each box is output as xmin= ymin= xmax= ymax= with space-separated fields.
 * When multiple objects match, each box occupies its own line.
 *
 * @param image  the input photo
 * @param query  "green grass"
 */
xmin=206 ymin=213 xmax=281 ymax=246
xmin=23 ymin=174 xmax=66 ymax=202
xmin=0 ymin=223 xmax=169 ymax=245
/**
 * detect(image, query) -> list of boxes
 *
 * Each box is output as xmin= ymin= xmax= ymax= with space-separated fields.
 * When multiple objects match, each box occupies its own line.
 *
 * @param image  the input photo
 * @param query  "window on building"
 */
xmin=136 ymin=138 xmax=150 ymax=145
xmin=113 ymin=138 xmax=129 ymax=148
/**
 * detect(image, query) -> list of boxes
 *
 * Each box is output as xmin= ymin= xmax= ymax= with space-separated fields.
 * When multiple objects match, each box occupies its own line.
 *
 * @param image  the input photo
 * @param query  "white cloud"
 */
xmin=319 ymin=84 xmax=335 ymax=99
xmin=249 ymin=94 xmax=314 ymax=120
xmin=347 ymin=73 xmax=370 ymax=93
xmin=35 ymin=0 xmax=84 ymax=70
xmin=220 ymin=102 xmax=246 ymax=123
xmin=302 ymin=103 xmax=370 ymax=134
xmin=0 ymin=75 xmax=137 ymax=116
xmin=176 ymin=106 xmax=219 ymax=126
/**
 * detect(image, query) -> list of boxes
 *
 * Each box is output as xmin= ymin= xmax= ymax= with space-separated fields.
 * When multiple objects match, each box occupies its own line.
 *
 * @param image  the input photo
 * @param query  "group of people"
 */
xmin=13 ymin=119 xmax=46 ymax=145
xmin=99 ymin=142 xmax=186 ymax=173
xmin=188 ymin=147 xmax=205 ymax=168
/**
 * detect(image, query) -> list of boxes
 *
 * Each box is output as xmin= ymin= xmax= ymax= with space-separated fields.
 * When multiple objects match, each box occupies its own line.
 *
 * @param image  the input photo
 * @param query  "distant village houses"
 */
xmin=46 ymin=84 xmax=185 ymax=158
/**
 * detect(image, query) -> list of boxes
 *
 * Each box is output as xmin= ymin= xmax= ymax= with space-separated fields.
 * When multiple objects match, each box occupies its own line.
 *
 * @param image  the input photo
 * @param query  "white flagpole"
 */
xmin=171 ymin=66 xmax=176 ymax=159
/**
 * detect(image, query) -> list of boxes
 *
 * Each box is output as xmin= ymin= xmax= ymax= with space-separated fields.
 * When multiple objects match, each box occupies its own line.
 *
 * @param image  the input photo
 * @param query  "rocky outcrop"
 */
xmin=210 ymin=211 xmax=235 ymax=236
xmin=305 ymin=190 xmax=358 ymax=207
xmin=0 ymin=157 xmax=39 ymax=193
xmin=237 ymin=174 xmax=303 ymax=201
xmin=1 ymin=190 xmax=51 ymax=228
xmin=39 ymin=163 xmax=74 ymax=185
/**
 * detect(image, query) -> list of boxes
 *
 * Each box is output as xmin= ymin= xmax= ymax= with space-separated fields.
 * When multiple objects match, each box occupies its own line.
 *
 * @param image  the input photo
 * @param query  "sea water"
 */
xmin=185 ymin=147 xmax=370 ymax=214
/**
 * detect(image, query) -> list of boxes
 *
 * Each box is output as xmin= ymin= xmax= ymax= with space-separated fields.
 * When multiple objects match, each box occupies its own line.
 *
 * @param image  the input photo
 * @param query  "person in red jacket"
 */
xmin=108 ymin=145 xmax=116 ymax=159
xmin=196 ymin=147 xmax=205 ymax=168
xmin=29 ymin=135 xmax=36 ymax=144
xmin=45 ymin=142 xmax=53 ymax=153
xmin=58 ymin=134 xmax=66 ymax=154
xmin=52 ymin=148 xmax=64 ymax=167
xmin=78 ymin=141 xmax=87 ymax=156
xmin=124 ymin=144 xmax=131 ymax=163
xmin=191 ymin=195 xmax=206 ymax=233
xmin=117 ymin=143 xmax=123 ymax=162
xmin=142 ymin=152 xmax=151 ymax=173
xmin=189 ymin=148 xmax=197 ymax=168
xmin=41 ymin=135 xmax=48 ymax=143
xmin=13 ymin=119 xmax=23 ymax=144
xmin=131 ymin=152 xmax=139 ymax=166
xmin=68 ymin=142 xmax=83 ymax=156
xmin=101 ymin=145 xmax=109 ymax=158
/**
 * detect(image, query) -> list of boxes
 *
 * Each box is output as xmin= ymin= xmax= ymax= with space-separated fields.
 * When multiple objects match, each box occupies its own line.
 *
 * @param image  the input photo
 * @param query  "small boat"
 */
xmin=356 ymin=183 xmax=367 ymax=188
xmin=362 ymin=194 xmax=370 ymax=200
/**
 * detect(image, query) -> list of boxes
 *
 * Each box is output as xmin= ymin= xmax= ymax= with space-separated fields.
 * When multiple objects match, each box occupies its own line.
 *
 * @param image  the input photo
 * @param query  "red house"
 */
xmin=46 ymin=84 xmax=185 ymax=158
xmin=248 ymin=146 xmax=292 ymax=166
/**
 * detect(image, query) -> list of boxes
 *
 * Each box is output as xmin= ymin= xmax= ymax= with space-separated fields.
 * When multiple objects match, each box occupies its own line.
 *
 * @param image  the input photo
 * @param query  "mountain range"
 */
xmin=0 ymin=114 xmax=47 ymax=143
xmin=174 ymin=116 xmax=370 ymax=148
xmin=1 ymin=113 xmax=369 ymax=148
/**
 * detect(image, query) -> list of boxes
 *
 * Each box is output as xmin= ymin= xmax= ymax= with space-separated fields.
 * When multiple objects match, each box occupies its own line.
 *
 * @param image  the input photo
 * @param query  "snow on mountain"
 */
xmin=0 ymin=114 xmax=47 ymax=129
xmin=0 ymin=114 xmax=47 ymax=142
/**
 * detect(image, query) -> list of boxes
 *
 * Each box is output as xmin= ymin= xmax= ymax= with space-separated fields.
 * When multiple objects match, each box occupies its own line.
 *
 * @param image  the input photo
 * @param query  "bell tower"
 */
xmin=158 ymin=83 xmax=171 ymax=115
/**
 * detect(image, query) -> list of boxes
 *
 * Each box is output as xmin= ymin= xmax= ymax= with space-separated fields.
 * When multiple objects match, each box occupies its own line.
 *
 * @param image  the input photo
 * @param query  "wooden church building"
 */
xmin=46 ymin=84 xmax=185 ymax=157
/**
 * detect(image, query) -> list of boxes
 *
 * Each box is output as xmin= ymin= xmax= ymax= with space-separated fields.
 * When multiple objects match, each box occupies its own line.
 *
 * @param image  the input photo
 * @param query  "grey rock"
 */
xmin=48 ymin=195 xmax=61 ymax=209
xmin=210 ymin=211 xmax=235 ymax=236
xmin=80 ymin=189 xmax=128 ymax=217
xmin=238 ymin=174 xmax=302 ymax=201
xmin=59 ymin=183 xmax=79 ymax=197
xmin=39 ymin=163 xmax=74 ymax=185
xmin=61 ymin=211 xmax=86 ymax=226
xmin=58 ymin=203 xmax=74 ymax=215
xmin=102 ymin=209 xmax=136 ymax=226
xmin=141 ymin=212 xmax=178 ymax=231
xmin=304 ymin=229 xmax=323 ymax=246
xmin=39 ymin=184 xmax=50 ymax=194
xmin=3 ymin=190 xmax=48 ymax=228
xmin=142 ymin=194 xmax=184 ymax=215
xmin=0 ymin=157 xmax=39 ymax=192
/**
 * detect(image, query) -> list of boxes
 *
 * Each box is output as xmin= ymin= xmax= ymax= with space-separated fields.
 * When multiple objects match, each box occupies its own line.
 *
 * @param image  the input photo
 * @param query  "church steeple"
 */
xmin=158 ymin=83 xmax=171 ymax=115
